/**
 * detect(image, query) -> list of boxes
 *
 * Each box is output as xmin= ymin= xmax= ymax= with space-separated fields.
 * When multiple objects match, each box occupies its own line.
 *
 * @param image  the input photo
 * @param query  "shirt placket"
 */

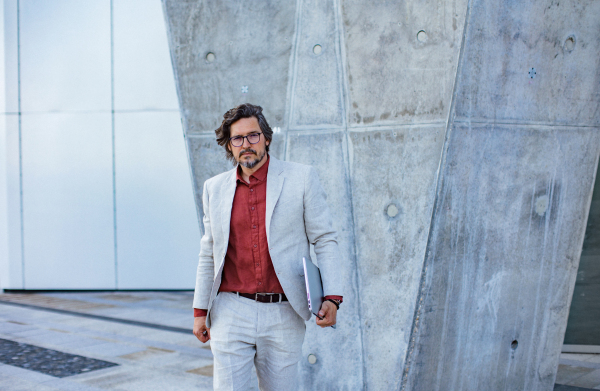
xmin=249 ymin=178 xmax=262 ymax=292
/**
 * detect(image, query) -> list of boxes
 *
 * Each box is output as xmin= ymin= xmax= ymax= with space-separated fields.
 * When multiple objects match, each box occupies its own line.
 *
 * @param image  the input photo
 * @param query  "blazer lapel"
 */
xmin=266 ymin=156 xmax=285 ymax=245
xmin=220 ymin=167 xmax=237 ymax=250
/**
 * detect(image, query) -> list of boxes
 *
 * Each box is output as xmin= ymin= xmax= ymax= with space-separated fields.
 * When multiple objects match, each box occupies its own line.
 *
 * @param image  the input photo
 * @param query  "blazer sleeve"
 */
xmin=193 ymin=180 xmax=215 ymax=310
xmin=303 ymin=167 xmax=344 ymax=297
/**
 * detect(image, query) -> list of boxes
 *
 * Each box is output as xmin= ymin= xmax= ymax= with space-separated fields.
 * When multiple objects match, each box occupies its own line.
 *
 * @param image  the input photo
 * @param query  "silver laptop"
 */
xmin=303 ymin=257 xmax=336 ymax=329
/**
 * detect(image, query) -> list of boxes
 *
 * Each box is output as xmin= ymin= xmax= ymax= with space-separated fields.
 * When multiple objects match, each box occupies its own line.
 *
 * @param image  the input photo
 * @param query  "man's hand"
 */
xmin=193 ymin=316 xmax=210 ymax=343
xmin=316 ymin=300 xmax=337 ymax=328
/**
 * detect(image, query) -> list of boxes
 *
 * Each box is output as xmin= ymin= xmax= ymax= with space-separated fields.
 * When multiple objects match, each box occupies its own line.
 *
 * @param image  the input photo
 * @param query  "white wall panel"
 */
xmin=115 ymin=112 xmax=199 ymax=289
xmin=4 ymin=114 xmax=22 ymax=288
xmin=21 ymin=113 xmax=115 ymax=289
xmin=0 ymin=114 xmax=12 ymax=290
xmin=113 ymin=0 xmax=179 ymax=111
xmin=19 ymin=0 xmax=111 ymax=112
xmin=3 ymin=0 xmax=18 ymax=114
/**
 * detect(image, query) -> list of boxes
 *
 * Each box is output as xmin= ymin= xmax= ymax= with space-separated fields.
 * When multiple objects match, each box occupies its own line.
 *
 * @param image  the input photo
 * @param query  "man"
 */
xmin=192 ymin=103 xmax=343 ymax=390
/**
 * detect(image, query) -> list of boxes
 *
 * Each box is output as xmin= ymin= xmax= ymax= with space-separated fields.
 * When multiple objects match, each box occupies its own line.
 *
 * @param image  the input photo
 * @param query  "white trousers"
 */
xmin=210 ymin=292 xmax=306 ymax=391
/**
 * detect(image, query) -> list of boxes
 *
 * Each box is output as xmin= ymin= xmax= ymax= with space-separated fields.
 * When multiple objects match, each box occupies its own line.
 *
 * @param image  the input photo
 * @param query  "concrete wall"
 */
xmin=162 ymin=0 xmax=600 ymax=389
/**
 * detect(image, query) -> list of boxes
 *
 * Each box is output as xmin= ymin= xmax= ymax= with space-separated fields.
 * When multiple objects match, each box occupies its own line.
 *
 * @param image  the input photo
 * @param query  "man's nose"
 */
xmin=242 ymin=136 xmax=252 ymax=148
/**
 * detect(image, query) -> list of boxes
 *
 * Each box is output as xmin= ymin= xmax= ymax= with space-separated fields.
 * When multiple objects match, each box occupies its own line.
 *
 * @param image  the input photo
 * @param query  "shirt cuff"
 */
xmin=324 ymin=295 xmax=343 ymax=303
xmin=194 ymin=308 xmax=208 ymax=317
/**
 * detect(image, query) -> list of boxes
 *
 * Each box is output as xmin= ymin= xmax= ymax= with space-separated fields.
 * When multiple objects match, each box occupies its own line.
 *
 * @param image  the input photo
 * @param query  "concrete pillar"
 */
xmin=162 ymin=0 xmax=600 ymax=389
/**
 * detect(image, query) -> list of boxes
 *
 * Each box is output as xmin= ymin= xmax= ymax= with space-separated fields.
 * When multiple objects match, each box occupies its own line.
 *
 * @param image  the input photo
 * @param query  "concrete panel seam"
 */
xmin=289 ymin=124 xmax=346 ymax=131
xmin=187 ymin=121 xmax=450 ymax=135
xmin=110 ymin=0 xmax=118 ymax=289
xmin=288 ymin=129 xmax=346 ymax=137
xmin=285 ymin=0 xmax=304 ymax=159
xmin=334 ymin=0 xmax=367 ymax=387
xmin=454 ymin=118 xmax=600 ymax=129
xmin=348 ymin=122 xmax=447 ymax=132
xmin=17 ymin=0 xmax=25 ymax=289
xmin=332 ymin=0 xmax=347 ymax=130
xmin=400 ymin=0 xmax=473 ymax=388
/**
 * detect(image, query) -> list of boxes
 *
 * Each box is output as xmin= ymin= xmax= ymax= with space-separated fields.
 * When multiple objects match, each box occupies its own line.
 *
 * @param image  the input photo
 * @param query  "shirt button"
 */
xmin=254 ymin=244 xmax=257 ymax=248
xmin=258 ymin=281 xmax=262 ymax=285
xmin=251 ymin=207 xmax=255 ymax=211
xmin=250 ymin=189 xmax=254 ymax=192
xmin=253 ymin=225 xmax=256 ymax=229
xmin=256 ymin=263 xmax=259 ymax=267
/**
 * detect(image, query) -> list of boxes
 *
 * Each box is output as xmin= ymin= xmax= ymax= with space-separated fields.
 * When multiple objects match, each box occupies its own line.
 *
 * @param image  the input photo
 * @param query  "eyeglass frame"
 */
xmin=229 ymin=132 xmax=263 ymax=147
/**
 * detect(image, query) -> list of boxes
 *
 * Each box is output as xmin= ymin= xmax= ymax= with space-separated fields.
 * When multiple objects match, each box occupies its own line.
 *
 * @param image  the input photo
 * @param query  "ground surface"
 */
xmin=0 ymin=291 xmax=597 ymax=390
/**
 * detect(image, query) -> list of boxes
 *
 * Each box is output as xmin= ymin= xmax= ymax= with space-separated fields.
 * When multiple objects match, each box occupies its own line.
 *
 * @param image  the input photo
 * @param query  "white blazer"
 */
xmin=193 ymin=155 xmax=343 ymax=327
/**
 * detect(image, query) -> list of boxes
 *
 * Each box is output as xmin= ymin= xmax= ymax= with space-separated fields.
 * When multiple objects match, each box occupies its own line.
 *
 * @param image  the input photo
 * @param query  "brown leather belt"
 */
xmin=237 ymin=292 xmax=287 ymax=303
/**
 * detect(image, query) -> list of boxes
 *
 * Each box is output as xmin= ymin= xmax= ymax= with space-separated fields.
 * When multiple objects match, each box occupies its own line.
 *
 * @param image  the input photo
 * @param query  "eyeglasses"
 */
xmin=229 ymin=132 xmax=262 ymax=147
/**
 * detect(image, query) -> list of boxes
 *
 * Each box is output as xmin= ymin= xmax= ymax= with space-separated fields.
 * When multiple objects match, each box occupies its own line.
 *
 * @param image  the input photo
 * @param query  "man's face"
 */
xmin=228 ymin=116 xmax=269 ymax=169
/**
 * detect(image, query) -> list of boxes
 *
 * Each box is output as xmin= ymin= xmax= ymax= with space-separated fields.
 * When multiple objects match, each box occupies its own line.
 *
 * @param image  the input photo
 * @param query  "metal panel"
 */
xmin=21 ymin=113 xmax=115 ymax=289
xmin=112 ymin=0 xmax=179 ymax=111
xmin=19 ymin=0 xmax=111 ymax=112
xmin=114 ymin=112 xmax=200 ymax=289
xmin=3 ymin=0 xmax=19 ymax=114
xmin=4 ymin=113 xmax=23 ymax=289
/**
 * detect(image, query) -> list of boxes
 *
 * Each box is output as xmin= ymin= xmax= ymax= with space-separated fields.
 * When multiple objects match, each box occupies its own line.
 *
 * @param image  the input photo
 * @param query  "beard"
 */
xmin=238 ymin=148 xmax=266 ymax=169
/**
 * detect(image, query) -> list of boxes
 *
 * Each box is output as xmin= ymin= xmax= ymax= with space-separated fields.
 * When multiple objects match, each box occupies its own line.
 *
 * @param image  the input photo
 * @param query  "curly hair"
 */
xmin=215 ymin=103 xmax=273 ymax=163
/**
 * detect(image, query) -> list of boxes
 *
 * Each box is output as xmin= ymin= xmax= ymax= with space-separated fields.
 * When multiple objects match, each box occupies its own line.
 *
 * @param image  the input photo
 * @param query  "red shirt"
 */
xmin=220 ymin=156 xmax=283 ymax=294
xmin=194 ymin=156 xmax=341 ymax=317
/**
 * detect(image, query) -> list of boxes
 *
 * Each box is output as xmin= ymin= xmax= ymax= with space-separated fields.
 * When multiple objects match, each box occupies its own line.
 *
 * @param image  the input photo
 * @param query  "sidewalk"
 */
xmin=0 ymin=291 xmax=598 ymax=390
xmin=0 ymin=291 xmax=215 ymax=391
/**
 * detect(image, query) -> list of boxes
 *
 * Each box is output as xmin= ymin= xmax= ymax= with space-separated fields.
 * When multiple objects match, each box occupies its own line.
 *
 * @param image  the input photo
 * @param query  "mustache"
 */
xmin=239 ymin=148 xmax=257 ymax=158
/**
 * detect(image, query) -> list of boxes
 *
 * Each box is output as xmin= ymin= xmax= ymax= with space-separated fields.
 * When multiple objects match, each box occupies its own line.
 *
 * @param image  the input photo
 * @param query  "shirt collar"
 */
xmin=236 ymin=154 xmax=270 ymax=183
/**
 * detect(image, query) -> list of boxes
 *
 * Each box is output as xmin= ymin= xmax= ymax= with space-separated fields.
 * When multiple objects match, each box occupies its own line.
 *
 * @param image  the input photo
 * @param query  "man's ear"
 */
xmin=266 ymin=139 xmax=270 ymax=147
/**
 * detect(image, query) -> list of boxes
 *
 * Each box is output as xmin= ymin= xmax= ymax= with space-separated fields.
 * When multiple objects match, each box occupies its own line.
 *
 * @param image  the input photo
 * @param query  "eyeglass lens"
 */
xmin=231 ymin=133 xmax=261 ymax=147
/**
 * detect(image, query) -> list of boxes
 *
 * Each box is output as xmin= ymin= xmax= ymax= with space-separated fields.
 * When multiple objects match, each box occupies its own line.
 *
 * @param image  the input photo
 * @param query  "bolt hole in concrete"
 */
xmin=511 ymin=340 xmax=519 ymax=350
xmin=307 ymin=354 xmax=317 ymax=364
xmin=417 ymin=30 xmax=428 ymax=43
xmin=565 ymin=36 xmax=576 ymax=51
xmin=387 ymin=204 xmax=399 ymax=218
xmin=313 ymin=44 xmax=322 ymax=55
xmin=206 ymin=52 xmax=215 ymax=62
